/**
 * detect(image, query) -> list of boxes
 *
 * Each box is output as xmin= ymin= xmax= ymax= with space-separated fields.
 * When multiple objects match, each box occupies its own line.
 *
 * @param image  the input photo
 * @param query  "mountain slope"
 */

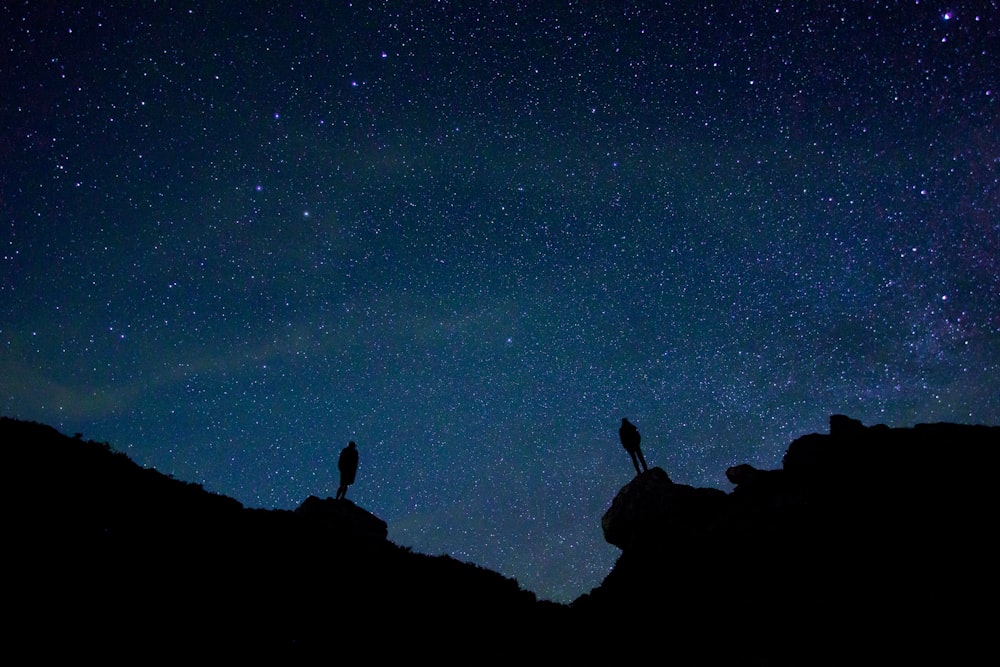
xmin=3 ymin=416 xmax=565 ymax=660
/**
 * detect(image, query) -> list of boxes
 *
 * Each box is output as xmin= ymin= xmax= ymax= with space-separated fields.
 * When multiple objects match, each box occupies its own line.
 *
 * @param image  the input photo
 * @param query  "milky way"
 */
xmin=3 ymin=2 xmax=998 ymax=603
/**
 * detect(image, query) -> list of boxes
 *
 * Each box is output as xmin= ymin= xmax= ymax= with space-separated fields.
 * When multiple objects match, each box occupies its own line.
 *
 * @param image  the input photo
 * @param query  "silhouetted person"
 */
xmin=619 ymin=418 xmax=648 ymax=476
xmin=335 ymin=441 xmax=359 ymax=500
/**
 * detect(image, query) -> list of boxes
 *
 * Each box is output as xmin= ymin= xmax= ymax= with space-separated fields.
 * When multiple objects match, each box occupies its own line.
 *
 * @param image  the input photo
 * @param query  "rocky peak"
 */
xmin=294 ymin=494 xmax=388 ymax=541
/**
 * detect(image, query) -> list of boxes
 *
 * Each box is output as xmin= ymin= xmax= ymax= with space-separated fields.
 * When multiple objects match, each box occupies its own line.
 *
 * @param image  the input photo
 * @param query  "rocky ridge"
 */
xmin=4 ymin=414 xmax=997 ymax=663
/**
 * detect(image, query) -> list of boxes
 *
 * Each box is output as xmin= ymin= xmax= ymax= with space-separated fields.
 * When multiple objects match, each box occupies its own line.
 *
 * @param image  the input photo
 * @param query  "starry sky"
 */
xmin=3 ymin=2 xmax=998 ymax=603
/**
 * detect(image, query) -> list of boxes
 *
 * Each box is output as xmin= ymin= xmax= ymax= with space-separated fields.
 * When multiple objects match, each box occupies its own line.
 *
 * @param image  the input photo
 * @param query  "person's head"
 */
xmin=349 ymin=441 xmax=356 ymax=449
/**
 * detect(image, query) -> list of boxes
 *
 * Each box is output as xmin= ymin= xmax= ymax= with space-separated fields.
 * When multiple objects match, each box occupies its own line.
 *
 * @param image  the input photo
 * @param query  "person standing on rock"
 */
xmin=336 ymin=441 xmax=359 ymax=500
xmin=619 ymin=418 xmax=648 ymax=476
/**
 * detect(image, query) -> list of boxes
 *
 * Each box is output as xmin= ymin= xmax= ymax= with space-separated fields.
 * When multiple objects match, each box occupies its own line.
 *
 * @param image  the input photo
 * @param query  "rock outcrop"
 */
xmin=601 ymin=467 xmax=727 ymax=551
xmin=586 ymin=414 xmax=1000 ymax=665
xmin=294 ymin=494 xmax=389 ymax=541
xmin=601 ymin=414 xmax=999 ymax=555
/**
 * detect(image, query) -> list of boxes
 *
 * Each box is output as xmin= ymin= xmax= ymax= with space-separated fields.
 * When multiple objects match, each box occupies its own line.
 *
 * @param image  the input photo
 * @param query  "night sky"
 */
xmin=3 ymin=2 xmax=998 ymax=603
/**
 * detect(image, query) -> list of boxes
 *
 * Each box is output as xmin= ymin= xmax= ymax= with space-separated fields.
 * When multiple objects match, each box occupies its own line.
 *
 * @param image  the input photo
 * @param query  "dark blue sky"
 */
xmin=3 ymin=1 xmax=998 ymax=603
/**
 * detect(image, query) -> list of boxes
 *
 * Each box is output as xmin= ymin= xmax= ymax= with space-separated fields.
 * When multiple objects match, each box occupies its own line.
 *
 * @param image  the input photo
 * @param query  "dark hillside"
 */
xmin=4 ymin=414 xmax=997 ymax=663
xmin=3 ymin=417 xmax=566 ymax=660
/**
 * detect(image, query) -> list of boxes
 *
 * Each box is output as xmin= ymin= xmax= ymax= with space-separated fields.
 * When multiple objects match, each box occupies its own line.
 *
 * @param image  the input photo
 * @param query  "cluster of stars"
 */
xmin=2 ymin=2 xmax=997 ymax=603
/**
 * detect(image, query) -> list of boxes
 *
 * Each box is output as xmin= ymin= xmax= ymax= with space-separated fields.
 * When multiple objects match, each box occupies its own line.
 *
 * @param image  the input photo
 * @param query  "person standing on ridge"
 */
xmin=336 ymin=441 xmax=359 ymax=500
xmin=619 ymin=418 xmax=648 ymax=476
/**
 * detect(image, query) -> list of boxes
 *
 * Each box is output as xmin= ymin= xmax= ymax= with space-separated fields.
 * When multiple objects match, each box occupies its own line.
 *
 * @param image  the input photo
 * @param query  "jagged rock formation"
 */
xmin=585 ymin=414 xmax=999 ymax=665
xmin=599 ymin=413 xmax=999 ymax=555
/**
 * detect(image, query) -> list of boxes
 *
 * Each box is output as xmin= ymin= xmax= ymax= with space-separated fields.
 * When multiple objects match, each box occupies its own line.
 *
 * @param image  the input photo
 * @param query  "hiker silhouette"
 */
xmin=619 ymin=418 xmax=648 ymax=476
xmin=336 ymin=441 xmax=359 ymax=500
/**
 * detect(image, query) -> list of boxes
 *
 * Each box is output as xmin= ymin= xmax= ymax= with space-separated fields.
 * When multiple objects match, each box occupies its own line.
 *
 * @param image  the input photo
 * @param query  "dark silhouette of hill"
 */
xmin=3 ymin=416 xmax=566 ymax=660
xmin=4 ymin=414 xmax=998 ymax=663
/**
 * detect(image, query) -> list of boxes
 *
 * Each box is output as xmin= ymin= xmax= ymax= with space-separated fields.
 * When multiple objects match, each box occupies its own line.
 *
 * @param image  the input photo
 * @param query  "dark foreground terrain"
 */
xmin=4 ymin=414 xmax=997 ymax=663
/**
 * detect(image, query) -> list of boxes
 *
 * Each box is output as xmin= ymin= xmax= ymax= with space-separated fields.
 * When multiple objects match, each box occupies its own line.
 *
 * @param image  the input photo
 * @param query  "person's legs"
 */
xmin=637 ymin=449 xmax=648 ymax=472
xmin=629 ymin=451 xmax=642 ymax=476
